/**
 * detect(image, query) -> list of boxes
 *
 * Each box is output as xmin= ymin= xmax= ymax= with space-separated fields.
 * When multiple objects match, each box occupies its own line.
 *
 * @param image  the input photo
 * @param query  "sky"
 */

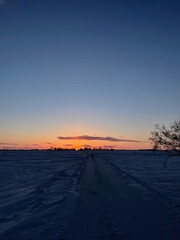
xmin=1 ymin=0 xmax=180 ymax=150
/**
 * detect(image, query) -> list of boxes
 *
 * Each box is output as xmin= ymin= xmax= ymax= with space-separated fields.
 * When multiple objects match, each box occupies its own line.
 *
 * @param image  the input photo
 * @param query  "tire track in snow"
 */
xmin=65 ymin=154 xmax=180 ymax=240
xmin=101 ymin=155 xmax=180 ymax=221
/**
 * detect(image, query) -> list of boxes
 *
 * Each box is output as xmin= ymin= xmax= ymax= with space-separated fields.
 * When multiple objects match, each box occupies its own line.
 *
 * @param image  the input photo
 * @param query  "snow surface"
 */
xmin=97 ymin=151 xmax=180 ymax=219
xmin=0 ymin=150 xmax=180 ymax=239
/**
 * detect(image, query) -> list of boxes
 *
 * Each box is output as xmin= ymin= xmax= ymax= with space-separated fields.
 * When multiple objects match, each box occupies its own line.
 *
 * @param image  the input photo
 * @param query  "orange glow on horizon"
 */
xmin=0 ymin=126 xmax=151 ymax=150
xmin=0 ymin=138 xmax=151 ymax=150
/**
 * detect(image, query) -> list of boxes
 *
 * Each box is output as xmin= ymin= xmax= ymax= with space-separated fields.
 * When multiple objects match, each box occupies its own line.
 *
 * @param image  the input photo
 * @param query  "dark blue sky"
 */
xmin=1 ymin=0 xmax=180 ymax=149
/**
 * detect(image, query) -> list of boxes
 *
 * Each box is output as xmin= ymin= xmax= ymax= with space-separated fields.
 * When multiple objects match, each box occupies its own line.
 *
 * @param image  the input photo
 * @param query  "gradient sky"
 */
xmin=1 ymin=0 xmax=180 ymax=149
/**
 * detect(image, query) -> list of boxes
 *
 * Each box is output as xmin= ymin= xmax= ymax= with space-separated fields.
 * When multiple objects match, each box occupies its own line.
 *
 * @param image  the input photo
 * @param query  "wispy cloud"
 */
xmin=81 ymin=144 xmax=93 ymax=148
xmin=63 ymin=144 xmax=73 ymax=147
xmin=103 ymin=145 xmax=118 ymax=149
xmin=57 ymin=135 xmax=141 ymax=142
xmin=0 ymin=142 xmax=17 ymax=145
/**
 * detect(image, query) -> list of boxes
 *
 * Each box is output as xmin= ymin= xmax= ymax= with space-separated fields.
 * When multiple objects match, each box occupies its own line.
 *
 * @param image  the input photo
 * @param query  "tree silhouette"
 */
xmin=149 ymin=120 xmax=180 ymax=162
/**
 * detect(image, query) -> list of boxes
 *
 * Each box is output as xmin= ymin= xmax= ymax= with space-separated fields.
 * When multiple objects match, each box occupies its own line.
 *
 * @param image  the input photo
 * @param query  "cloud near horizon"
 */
xmin=57 ymin=135 xmax=141 ymax=142
xmin=63 ymin=144 xmax=73 ymax=147
xmin=103 ymin=145 xmax=118 ymax=149
xmin=0 ymin=142 xmax=17 ymax=145
xmin=81 ymin=144 xmax=93 ymax=148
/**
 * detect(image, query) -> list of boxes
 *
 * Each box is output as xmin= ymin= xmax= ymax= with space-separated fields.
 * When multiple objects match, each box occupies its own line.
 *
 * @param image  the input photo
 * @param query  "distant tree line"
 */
xmin=49 ymin=147 xmax=115 ymax=151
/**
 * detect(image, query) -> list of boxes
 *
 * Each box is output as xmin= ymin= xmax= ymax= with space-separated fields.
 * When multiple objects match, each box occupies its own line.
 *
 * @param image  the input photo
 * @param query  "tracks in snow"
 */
xmin=0 ymin=159 xmax=85 ymax=240
xmin=1 ymin=153 xmax=180 ymax=240
xmin=65 ymin=154 xmax=180 ymax=240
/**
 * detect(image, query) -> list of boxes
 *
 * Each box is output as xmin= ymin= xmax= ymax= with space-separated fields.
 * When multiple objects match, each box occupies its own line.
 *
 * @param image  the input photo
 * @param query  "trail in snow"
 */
xmin=0 ymin=151 xmax=180 ymax=240
xmin=65 ymin=154 xmax=180 ymax=240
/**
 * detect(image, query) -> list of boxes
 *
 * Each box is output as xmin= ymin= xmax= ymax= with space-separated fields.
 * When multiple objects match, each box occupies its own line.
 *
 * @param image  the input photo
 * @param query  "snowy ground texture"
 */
xmin=0 ymin=150 xmax=180 ymax=240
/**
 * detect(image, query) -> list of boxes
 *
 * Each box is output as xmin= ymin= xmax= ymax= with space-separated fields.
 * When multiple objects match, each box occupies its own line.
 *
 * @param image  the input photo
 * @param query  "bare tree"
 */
xmin=149 ymin=120 xmax=180 ymax=165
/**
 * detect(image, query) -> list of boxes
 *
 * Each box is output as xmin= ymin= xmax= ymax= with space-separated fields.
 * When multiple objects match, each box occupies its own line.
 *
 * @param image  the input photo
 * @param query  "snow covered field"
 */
xmin=0 ymin=150 xmax=180 ymax=239
xmin=98 ymin=151 xmax=180 ymax=219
